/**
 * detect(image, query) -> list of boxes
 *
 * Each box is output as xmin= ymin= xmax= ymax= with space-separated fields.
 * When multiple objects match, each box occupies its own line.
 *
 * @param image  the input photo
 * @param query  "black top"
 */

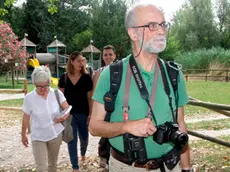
xmin=58 ymin=73 xmax=93 ymax=115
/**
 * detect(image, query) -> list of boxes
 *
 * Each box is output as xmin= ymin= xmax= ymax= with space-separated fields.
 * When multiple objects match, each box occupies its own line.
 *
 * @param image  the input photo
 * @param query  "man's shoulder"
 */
xmin=98 ymin=55 xmax=131 ymax=83
xmin=158 ymin=58 xmax=182 ymax=71
xmin=108 ymin=55 xmax=131 ymax=71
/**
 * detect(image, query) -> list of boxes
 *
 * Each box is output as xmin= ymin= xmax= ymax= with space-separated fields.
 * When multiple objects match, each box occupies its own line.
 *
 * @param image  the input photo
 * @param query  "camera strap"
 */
xmin=126 ymin=55 xmax=159 ymax=125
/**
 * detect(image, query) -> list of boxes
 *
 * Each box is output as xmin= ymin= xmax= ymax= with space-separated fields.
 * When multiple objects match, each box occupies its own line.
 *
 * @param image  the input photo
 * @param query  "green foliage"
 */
xmin=175 ymin=47 xmax=230 ymax=69
xmin=171 ymin=0 xmax=220 ymax=51
xmin=47 ymin=0 xmax=59 ymax=14
xmin=3 ymin=6 xmax=26 ymax=39
xmin=90 ymin=0 xmax=130 ymax=58
xmin=72 ymin=30 xmax=93 ymax=51
xmin=216 ymin=0 xmax=230 ymax=49
xmin=160 ymin=35 xmax=180 ymax=60
xmin=0 ymin=0 xmax=14 ymax=17
xmin=4 ymin=0 xmax=14 ymax=8
xmin=20 ymin=0 xmax=91 ymax=52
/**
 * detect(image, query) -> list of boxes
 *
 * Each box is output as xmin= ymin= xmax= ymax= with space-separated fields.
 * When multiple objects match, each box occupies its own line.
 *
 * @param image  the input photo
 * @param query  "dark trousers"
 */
xmin=68 ymin=114 xmax=89 ymax=170
xmin=98 ymin=137 xmax=111 ymax=163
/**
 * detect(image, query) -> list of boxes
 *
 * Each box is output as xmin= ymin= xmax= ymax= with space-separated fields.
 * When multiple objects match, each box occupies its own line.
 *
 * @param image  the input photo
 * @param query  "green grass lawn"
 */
xmin=0 ymin=98 xmax=23 ymax=107
xmin=185 ymin=80 xmax=230 ymax=115
xmin=0 ymin=74 xmax=34 ymax=92
xmin=0 ymin=75 xmax=57 ymax=92
xmin=0 ymin=77 xmax=229 ymax=116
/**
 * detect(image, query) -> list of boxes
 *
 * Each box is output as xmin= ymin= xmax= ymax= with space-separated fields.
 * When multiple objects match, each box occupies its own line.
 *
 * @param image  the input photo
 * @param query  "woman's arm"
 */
xmin=21 ymin=113 xmax=30 ymax=147
xmin=88 ymin=90 xmax=93 ymax=115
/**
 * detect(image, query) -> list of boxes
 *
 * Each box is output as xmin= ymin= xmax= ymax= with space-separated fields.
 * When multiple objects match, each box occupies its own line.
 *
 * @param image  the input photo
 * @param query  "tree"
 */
xmin=0 ymin=22 xmax=26 ymax=73
xmin=72 ymin=29 xmax=93 ymax=51
xmin=159 ymin=35 xmax=180 ymax=60
xmin=22 ymin=0 xmax=91 ymax=52
xmin=171 ymin=0 xmax=220 ymax=51
xmin=90 ymin=0 xmax=130 ymax=58
xmin=2 ymin=5 xmax=26 ymax=38
xmin=216 ymin=0 xmax=230 ymax=48
xmin=0 ymin=0 xmax=63 ymax=17
xmin=0 ymin=0 xmax=15 ymax=17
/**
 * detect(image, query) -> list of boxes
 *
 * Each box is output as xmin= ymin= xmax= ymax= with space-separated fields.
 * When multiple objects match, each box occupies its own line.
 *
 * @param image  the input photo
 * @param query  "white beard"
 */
xmin=139 ymin=35 xmax=167 ymax=54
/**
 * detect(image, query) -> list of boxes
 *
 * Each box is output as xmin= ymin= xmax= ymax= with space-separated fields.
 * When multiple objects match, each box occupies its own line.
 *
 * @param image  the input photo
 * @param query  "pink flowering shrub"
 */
xmin=0 ymin=22 xmax=26 ymax=73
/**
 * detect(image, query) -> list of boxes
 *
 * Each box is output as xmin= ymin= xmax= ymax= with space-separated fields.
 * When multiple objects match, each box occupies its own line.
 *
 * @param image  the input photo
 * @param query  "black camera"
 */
xmin=123 ymin=133 xmax=147 ymax=164
xmin=153 ymin=122 xmax=188 ymax=148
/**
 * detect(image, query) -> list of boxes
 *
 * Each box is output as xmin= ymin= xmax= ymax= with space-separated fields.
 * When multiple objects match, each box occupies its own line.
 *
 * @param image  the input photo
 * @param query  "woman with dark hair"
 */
xmin=58 ymin=51 xmax=93 ymax=172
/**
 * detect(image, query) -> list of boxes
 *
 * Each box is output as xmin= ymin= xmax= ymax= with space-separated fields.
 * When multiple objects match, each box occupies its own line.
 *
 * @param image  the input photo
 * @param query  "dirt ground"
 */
xmin=0 ymin=122 xmax=100 ymax=171
xmin=0 ymin=94 xmax=229 ymax=171
xmin=0 ymin=113 xmax=229 ymax=172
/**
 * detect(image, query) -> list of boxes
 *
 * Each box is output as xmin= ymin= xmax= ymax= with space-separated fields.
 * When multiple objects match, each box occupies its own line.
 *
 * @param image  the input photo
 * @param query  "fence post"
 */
xmin=226 ymin=70 xmax=229 ymax=82
xmin=184 ymin=70 xmax=188 ymax=81
xmin=23 ymin=79 xmax=30 ymax=134
xmin=205 ymin=69 xmax=208 ymax=82
xmin=24 ymin=79 xmax=28 ymax=95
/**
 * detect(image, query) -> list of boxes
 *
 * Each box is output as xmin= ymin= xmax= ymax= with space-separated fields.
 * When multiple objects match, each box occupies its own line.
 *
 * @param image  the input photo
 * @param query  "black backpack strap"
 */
xmin=166 ymin=61 xmax=179 ymax=94
xmin=157 ymin=59 xmax=179 ymax=122
xmin=104 ymin=60 xmax=123 ymax=121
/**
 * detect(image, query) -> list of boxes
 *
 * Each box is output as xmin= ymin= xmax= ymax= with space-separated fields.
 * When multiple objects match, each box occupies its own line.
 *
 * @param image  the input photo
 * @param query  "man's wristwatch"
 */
xmin=181 ymin=169 xmax=194 ymax=172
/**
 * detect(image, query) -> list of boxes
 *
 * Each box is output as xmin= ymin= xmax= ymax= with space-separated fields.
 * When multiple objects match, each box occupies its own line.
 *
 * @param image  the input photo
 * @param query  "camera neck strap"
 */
xmin=123 ymin=55 xmax=159 ymax=125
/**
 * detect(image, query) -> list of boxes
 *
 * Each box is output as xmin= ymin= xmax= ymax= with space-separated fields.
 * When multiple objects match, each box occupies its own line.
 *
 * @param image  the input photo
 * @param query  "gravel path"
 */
xmin=0 ymin=116 xmax=229 ymax=170
xmin=0 ymin=94 xmax=229 ymax=170
xmin=0 ymin=93 xmax=100 ymax=170
xmin=0 ymin=123 xmax=100 ymax=170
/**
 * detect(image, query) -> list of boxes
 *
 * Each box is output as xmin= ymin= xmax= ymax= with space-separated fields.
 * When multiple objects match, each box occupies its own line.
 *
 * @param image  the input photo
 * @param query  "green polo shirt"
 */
xmin=93 ymin=54 xmax=189 ymax=159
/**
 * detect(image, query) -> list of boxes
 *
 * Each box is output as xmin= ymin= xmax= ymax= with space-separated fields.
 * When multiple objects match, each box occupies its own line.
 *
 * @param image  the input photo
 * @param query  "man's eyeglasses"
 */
xmin=132 ymin=22 xmax=170 ymax=31
xmin=104 ymin=53 xmax=113 ymax=57
xmin=36 ymin=85 xmax=49 ymax=89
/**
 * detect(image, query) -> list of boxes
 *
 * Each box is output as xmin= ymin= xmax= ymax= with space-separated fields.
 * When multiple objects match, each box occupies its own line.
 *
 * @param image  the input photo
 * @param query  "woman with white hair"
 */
xmin=21 ymin=65 xmax=70 ymax=172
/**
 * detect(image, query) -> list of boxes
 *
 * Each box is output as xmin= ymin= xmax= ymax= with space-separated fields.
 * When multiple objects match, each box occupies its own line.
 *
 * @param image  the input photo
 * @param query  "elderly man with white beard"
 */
xmin=89 ymin=2 xmax=192 ymax=172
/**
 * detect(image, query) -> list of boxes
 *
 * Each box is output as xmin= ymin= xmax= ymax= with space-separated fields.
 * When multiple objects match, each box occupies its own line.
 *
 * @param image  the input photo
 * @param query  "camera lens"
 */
xmin=177 ymin=133 xmax=188 ymax=146
xmin=170 ymin=131 xmax=188 ymax=147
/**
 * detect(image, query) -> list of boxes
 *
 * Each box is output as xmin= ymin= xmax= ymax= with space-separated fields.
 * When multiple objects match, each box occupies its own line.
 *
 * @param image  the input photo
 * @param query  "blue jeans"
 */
xmin=68 ymin=113 xmax=89 ymax=170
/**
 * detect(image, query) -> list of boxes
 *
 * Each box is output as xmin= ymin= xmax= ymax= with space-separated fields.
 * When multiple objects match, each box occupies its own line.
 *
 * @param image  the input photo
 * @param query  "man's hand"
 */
xmin=21 ymin=135 xmax=29 ymax=147
xmin=123 ymin=118 xmax=157 ymax=137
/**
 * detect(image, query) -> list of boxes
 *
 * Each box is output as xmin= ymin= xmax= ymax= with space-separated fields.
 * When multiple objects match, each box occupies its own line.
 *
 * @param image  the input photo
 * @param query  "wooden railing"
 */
xmin=187 ymin=97 xmax=230 ymax=148
xmin=183 ymin=69 xmax=229 ymax=82
xmin=0 ymin=79 xmax=27 ymax=111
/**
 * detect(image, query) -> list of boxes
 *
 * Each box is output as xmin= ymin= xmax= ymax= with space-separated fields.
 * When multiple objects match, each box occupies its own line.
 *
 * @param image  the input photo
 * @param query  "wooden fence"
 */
xmin=0 ymin=82 xmax=229 ymax=147
xmin=183 ymin=69 xmax=229 ymax=82
xmin=187 ymin=97 xmax=230 ymax=148
xmin=0 ymin=79 xmax=28 ymax=111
